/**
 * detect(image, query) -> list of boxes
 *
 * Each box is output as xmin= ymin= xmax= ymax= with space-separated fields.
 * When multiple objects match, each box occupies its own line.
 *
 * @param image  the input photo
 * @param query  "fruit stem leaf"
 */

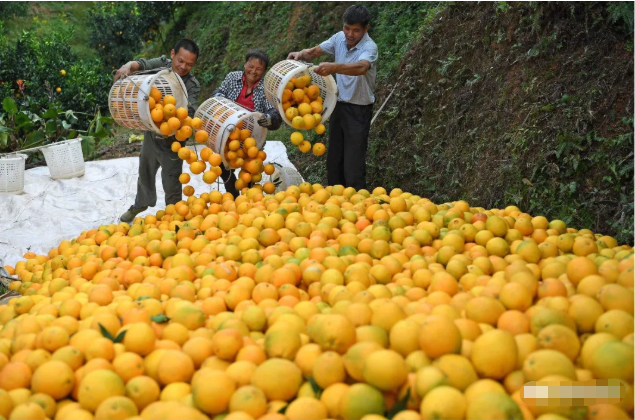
xmin=305 ymin=376 xmax=323 ymax=398
xmin=386 ymin=388 xmax=410 ymax=420
xmin=98 ymin=322 xmax=115 ymax=342
xmin=113 ymin=330 xmax=127 ymax=344
xmin=151 ymin=314 xmax=170 ymax=324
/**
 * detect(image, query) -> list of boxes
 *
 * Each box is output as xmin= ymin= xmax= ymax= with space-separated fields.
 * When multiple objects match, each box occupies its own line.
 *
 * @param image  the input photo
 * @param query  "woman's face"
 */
xmin=244 ymin=58 xmax=266 ymax=85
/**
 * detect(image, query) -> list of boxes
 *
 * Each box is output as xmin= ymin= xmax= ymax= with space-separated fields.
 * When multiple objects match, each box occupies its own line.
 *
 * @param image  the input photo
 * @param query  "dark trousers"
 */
xmin=220 ymin=165 xmax=253 ymax=199
xmin=220 ymin=165 xmax=239 ymax=198
xmin=326 ymin=101 xmax=373 ymax=190
xmin=134 ymin=132 xmax=184 ymax=208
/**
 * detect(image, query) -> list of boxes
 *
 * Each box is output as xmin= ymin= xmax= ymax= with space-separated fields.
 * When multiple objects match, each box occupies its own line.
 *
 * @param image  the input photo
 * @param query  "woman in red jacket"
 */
xmin=213 ymin=49 xmax=282 ymax=198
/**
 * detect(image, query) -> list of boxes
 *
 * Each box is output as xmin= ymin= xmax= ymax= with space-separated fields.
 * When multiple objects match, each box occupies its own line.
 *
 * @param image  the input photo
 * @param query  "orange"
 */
xmin=536 ymin=324 xmax=580 ymax=360
xmin=0 ymin=362 xmax=32 ymax=391
xmin=113 ymin=352 xmax=145 ymax=384
xmin=77 ymin=369 xmax=126 ymax=412
xmin=94 ymin=396 xmax=139 ymax=419
xmin=122 ymin=323 xmax=156 ymax=356
xmin=176 ymin=107 xmax=188 ymax=120
xmin=285 ymin=397 xmax=328 ymax=420
xmin=523 ymin=349 xmax=577 ymax=381
xmin=307 ymin=314 xmax=356 ymax=355
xmin=312 ymin=351 xmax=346 ymax=389
xmin=465 ymin=391 xmax=523 ymax=420
xmin=31 ymin=360 xmax=74 ymax=400
xmin=432 ymin=354 xmax=477 ymax=391
xmin=471 ymin=330 xmax=517 ymax=379
xmin=418 ymin=315 xmax=462 ymax=358
xmin=228 ymin=385 xmax=267 ymax=419
xmin=566 ymin=256 xmax=598 ymax=285
xmin=157 ymin=350 xmax=194 ymax=386
xmin=420 ymin=386 xmax=466 ymax=420
xmin=250 ymin=358 xmax=302 ymax=401
xmin=339 ymin=383 xmax=385 ymax=420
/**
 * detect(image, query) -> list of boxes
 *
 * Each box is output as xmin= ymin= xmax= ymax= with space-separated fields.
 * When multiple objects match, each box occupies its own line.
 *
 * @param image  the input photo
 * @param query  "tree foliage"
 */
xmin=88 ymin=1 xmax=175 ymax=68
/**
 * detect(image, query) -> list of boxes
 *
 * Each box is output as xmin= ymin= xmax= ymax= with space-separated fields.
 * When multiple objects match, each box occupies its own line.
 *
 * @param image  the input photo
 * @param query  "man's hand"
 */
xmin=257 ymin=114 xmax=272 ymax=128
xmin=287 ymin=51 xmax=302 ymax=61
xmin=314 ymin=62 xmax=338 ymax=77
xmin=113 ymin=63 xmax=132 ymax=82
xmin=113 ymin=61 xmax=141 ymax=82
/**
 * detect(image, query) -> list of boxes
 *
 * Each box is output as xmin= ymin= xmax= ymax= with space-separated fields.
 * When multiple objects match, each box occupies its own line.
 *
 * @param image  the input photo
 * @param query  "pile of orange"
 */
xmin=148 ymin=86 xmax=208 ymax=143
xmin=282 ymin=75 xmax=327 ymax=157
xmin=1 ymin=184 xmax=633 ymax=420
xmin=171 ymin=121 xmax=278 ymax=196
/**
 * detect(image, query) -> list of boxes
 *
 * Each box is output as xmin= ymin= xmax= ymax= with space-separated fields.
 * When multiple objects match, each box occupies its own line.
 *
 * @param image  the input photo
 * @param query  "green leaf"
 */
xmin=0 ymin=133 xmax=8 ymax=148
xmin=45 ymin=120 xmax=57 ymax=134
xmin=98 ymin=322 xmax=115 ymax=341
xmin=22 ymin=130 xmax=45 ymax=149
xmin=136 ymin=295 xmax=151 ymax=301
xmin=305 ymin=376 xmax=322 ymax=398
xmin=175 ymin=225 xmax=180 ymax=233
xmin=13 ymin=113 xmax=33 ymax=130
xmin=386 ymin=388 xmax=410 ymax=420
xmin=113 ymin=330 xmax=127 ymax=343
xmin=61 ymin=120 xmax=72 ymax=130
xmin=81 ymin=136 xmax=95 ymax=157
xmin=42 ymin=108 xmax=59 ymax=119
xmin=151 ymin=314 xmax=170 ymax=323
xmin=277 ymin=404 xmax=288 ymax=414
xmin=2 ymin=98 xmax=17 ymax=116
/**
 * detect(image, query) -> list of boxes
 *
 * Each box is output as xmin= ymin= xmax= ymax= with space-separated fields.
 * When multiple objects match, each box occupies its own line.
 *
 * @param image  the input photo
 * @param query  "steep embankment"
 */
xmin=293 ymin=3 xmax=634 ymax=244
xmin=155 ymin=2 xmax=633 ymax=243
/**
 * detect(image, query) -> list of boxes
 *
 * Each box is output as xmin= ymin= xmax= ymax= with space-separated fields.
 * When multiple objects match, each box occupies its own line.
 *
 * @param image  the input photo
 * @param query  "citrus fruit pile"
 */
xmin=1 ymin=184 xmax=633 ymax=420
xmin=281 ymin=74 xmax=327 ymax=157
xmin=172 ymin=122 xmax=278 ymax=197
xmin=147 ymin=86 xmax=208 ymax=143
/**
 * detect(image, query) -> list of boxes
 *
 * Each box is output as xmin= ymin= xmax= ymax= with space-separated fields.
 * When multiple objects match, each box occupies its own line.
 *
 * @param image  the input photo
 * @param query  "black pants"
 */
xmin=134 ymin=132 xmax=184 ymax=208
xmin=220 ymin=165 xmax=254 ymax=198
xmin=326 ymin=101 xmax=373 ymax=190
xmin=220 ymin=165 xmax=239 ymax=198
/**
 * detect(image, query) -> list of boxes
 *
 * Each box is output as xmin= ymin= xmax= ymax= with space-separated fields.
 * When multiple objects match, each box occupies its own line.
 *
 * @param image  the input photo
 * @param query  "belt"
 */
xmin=337 ymin=100 xmax=374 ymax=106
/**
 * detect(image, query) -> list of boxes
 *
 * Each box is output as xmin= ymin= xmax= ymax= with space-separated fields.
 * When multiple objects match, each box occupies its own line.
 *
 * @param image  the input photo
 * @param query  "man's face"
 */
xmin=171 ymin=48 xmax=197 ymax=77
xmin=343 ymin=22 xmax=369 ymax=48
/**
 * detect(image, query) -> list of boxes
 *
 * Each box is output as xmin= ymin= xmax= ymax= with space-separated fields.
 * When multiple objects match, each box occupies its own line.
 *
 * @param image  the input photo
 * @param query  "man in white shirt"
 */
xmin=288 ymin=5 xmax=378 ymax=191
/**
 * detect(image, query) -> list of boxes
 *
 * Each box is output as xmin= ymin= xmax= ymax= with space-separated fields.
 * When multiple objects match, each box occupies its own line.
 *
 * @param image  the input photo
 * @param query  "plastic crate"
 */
xmin=194 ymin=97 xmax=267 ymax=167
xmin=0 ymin=153 xmax=28 ymax=194
xmin=109 ymin=69 xmax=188 ymax=135
xmin=264 ymin=59 xmax=338 ymax=127
xmin=41 ymin=138 xmax=85 ymax=180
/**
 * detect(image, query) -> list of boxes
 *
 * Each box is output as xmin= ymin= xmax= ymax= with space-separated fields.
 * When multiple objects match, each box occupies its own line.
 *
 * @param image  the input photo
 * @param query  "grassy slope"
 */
xmin=150 ymin=2 xmax=633 ymax=243
xmin=292 ymin=3 xmax=634 ymax=244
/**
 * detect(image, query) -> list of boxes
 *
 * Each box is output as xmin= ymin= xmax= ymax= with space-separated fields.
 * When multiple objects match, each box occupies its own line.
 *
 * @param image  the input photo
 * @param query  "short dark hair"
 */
xmin=174 ymin=39 xmax=199 ymax=57
xmin=343 ymin=5 xmax=371 ymax=27
xmin=245 ymin=49 xmax=269 ymax=69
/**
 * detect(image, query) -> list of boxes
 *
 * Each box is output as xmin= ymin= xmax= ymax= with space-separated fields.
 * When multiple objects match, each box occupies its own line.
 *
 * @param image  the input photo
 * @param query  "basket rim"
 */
xmin=41 ymin=138 xmax=83 ymax=150
xmin=0 ymin=153 xmax=28 ymax=161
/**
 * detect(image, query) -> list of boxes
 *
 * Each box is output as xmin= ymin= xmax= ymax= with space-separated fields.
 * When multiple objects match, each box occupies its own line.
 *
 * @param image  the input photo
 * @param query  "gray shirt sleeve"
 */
xmin=186 ymin=79 xmax=201 ymax=117
xmin=136 ymin=55 xmax=171 ymax=71
xmin=358 ymin=42 xmax=379 ymax=67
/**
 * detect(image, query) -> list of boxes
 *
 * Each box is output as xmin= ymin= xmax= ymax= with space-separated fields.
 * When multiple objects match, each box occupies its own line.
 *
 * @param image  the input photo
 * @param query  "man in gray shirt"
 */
xmin=113 ymin=39 xmax=201 ymax=224
xmin=288 ymin=5 xmax=378 ymax=191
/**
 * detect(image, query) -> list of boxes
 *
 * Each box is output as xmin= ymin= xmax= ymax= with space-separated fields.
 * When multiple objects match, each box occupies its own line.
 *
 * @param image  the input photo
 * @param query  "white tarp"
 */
xmin=0 ymin=141 xmax=299 ymax=269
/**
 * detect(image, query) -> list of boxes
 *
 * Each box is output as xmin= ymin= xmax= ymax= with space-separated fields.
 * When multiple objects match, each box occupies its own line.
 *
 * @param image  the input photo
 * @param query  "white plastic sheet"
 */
xmin=0 ymin=141 xmax=299 ymax=269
